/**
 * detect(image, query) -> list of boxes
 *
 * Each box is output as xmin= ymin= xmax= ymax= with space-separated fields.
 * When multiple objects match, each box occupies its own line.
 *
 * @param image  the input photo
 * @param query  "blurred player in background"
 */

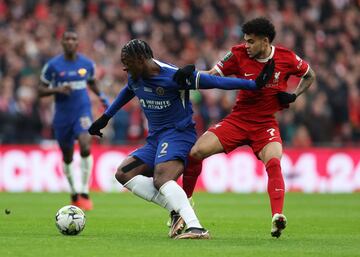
xmin=38 ymin=30 xmax=110 ymax=211
xmin=177 ymin=17 xmax=316 ymax=238
xmin=88 ymin=39 xmax=274 ymax=239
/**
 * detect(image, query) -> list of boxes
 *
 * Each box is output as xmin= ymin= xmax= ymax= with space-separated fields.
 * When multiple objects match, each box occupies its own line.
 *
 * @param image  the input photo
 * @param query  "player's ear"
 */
xmin=262 ymin=36 xmax=270 ymax=45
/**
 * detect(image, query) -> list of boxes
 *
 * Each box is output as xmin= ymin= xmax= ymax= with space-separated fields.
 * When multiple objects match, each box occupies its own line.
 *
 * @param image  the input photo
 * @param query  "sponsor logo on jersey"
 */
xmin=78 ymin=68 xmax=87 ymax=77
xmin=57 ymin=80 xmax=87 ymax=90
xmin=156 ymin=87 xmax=165 ymax=96
xmin=139 ymin=98 xmax=171 ymax=110
xmin=221 ymin=51 xmax=233 ymax=62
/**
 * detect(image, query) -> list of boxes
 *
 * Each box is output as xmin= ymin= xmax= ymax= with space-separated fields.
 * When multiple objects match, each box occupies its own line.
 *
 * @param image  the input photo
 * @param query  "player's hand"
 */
xmin=57 ymin=85 xmax=72 ymax=95
xmin=277 ymin=91 xmax=297 ymax=107
xmin=99 ymin=92 xmax=110 ymax=109
xmin=88 ymin=114 xmax=110 ymax=137
xmin=255 ymin=59 xmax=275 ymax=89
xmin=173 ymin=64 xmax=196 ymax=88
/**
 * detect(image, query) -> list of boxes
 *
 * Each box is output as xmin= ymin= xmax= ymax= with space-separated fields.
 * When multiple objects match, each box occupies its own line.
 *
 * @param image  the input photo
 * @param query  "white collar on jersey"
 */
xmin=255 ymin=45 xmax=275 ymax=63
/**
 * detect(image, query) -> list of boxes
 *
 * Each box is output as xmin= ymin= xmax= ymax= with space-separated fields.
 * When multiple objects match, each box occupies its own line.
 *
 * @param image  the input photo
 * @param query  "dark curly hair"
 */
xmin=242 ymin=17 xmax=276 ymax=43
xmin=121 ymin=39 xmax=154 ymax=60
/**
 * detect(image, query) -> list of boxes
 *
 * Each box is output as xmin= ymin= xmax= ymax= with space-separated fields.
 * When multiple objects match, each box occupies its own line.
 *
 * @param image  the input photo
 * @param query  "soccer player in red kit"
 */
xmin=179 ymin=17 xmax=316 ymax=238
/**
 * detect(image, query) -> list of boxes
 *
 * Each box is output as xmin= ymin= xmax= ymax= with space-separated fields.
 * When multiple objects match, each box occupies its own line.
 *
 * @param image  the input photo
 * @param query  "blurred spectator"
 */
xmin=0 ymin=0 xmax=359 ymax=146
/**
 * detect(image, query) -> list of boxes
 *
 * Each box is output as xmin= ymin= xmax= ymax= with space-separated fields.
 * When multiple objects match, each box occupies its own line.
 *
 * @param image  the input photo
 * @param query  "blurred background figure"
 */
xmin=0 ymin=0 xmax=359 ymax=147
xmin=38 ymin=29 xmax=110 ymax=210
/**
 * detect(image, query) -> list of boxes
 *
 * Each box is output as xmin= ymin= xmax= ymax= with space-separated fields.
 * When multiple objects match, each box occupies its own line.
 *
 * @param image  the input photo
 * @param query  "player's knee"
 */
xmin=152 ymin=177 xmax=161 ymax=190
xmin=63 ymin=156 xmax=73 ymax=164
xmin=153 ymin=168 xmax=166 ymax=190
xmin=153 ymin=177 xmax=172 ymax=190
xmin=115 ymin=166 xmax=128 ymax=185
xmin=190 ymin=145 xmax=206 ymax=160
xmin=80 ymin=149 xmax=90 ymax=157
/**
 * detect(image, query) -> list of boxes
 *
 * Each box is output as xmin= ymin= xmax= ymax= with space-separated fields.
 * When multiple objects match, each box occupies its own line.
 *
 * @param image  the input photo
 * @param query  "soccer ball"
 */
xmin=55 ymin=205 xmax=86 ymax=235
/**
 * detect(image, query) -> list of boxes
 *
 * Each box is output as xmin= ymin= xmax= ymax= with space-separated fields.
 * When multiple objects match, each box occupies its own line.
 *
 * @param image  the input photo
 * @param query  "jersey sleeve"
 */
xmin=87 ymin=61 xmax=96 ymax=81
xmin=40 ymin=62 xmax=54 ymax=85
xmin=193 ymin=72 xmax=257 ymax=90
xmin=215 ymin=48 xmax=239 ymax=77
xmin=104 ymin=84 xmax=135 ymax=118
xmin=287 ymin=52 xmax=309 ymax=77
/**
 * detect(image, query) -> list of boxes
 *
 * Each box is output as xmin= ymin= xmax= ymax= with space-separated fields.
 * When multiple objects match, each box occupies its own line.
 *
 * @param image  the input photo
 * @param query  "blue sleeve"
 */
xmin=87 ymin=61 xmax=96 ymax=81
xmin=194 ymin=72 xmax=257 ymax=90
xmin=104 ymin=85 xmax=135 ymax=118
xmin=40 ymin=62 xmax=54 ymax=85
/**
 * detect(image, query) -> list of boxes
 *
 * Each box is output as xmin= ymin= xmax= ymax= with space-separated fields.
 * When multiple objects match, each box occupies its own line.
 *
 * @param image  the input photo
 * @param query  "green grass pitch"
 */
xmin=0 ymin=192 xmax=359 ymax=257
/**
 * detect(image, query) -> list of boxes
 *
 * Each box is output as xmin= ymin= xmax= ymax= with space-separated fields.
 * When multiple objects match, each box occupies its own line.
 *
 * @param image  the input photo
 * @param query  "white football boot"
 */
xmin=271 ymin=213 xmax=287 ymax=238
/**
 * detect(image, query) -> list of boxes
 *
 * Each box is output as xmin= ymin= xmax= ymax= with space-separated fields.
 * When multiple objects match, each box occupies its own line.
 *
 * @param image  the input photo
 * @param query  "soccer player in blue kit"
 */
xmin=38 ymin=30 xmax=110 ymax=211
xmin=88 ymin=39 xmax=274 ymax=239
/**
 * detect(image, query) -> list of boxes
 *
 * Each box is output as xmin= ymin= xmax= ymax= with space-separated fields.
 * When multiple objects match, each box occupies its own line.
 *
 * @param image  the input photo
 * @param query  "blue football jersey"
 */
xmin=40 ymin=54 xmax=95 ymax=126
xmin=126 ymin=59 xmax=194 ymax=133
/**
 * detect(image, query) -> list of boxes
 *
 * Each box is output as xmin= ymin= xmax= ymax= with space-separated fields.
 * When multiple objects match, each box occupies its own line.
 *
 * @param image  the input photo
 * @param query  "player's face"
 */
xmin=61 ymin=32 xmax=78 ymax=54
xmin=244 ymin=34 xmax=268 ymax=59
xmin=121 ymin=52 xmax=144 ymax=80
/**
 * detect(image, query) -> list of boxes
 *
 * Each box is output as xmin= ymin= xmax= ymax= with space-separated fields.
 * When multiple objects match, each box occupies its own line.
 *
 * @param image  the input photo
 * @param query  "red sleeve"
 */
xmin=287 ymin=51 xmax=309 ymax=77
xmin=215 ymin=49 xmax=239 ymax=76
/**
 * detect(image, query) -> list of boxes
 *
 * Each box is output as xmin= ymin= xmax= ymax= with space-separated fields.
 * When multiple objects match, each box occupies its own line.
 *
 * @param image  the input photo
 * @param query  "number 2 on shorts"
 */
xmin=160 ymin=142 xmax=168 ymax=155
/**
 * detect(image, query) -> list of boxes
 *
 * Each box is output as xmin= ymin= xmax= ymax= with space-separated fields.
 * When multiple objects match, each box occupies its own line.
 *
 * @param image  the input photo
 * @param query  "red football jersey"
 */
xmin=215 ymin=44 xmax=309 ymax=123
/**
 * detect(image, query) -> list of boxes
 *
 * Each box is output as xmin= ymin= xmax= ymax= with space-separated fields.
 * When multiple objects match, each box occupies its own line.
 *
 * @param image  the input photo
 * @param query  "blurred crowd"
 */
xmin=0 ymin=0 xmax=359 ymax=147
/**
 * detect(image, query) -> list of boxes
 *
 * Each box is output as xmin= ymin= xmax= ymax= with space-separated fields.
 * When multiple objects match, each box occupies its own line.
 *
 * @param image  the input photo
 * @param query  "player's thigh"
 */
xmin=54 ymin=126 xmax=75 ymax=162
xmin=192 ymin=119 xmax=248 ymax=159
xmin=130 ymin=140 xmax=157 ymax=169
xmin=154 ymin=127 xmax=196 ymax=166
xmin=74 ymin=114 xmax=92 ymax=154
xmin=250 ymin=122 xmax=283 ymax=163
xmin=77 ymin=132 xmax=92 ymax=156
xmin=115 ymin=156 xmax=152 ymax=185
xmin=153 ymin=128 xmax=195 ymax=188
xmin=190 ymin=131 xmax=224 ymax=159
xmin=153 ymin=160 xmax=184 ymax=189
xmin=258 ymin=142 xmax=283 ymax=164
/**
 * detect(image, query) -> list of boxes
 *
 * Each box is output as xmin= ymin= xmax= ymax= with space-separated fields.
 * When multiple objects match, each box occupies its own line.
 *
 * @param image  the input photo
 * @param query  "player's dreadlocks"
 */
xmin=242 ymin=17 xmax=276 ymax=43
xmin=121 ymin=39 xmax=154 ymax=60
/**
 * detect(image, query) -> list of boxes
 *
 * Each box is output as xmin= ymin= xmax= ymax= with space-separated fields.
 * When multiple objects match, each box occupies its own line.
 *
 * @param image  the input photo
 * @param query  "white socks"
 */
xmin=124 ymin=176 xmax=203 ymax=229
xmin=159 ymin=180 xmax=202 ymax=228
xmin=124 ymin=175 xmax=173 ymax=212
xmin=80 ymin=155 xmax=93 ymax=194
xmin=63 ymin=155 xmax=93 ymax=195
xmin=63 ymin=162 xmax=76 ymax=194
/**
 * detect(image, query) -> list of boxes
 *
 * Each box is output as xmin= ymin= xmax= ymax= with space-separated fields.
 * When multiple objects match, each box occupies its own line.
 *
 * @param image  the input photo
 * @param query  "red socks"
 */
xmin=182 ymin=156 xmax=203 ymax=198
xmin=265 ymin=158 xmax=285 ymax=216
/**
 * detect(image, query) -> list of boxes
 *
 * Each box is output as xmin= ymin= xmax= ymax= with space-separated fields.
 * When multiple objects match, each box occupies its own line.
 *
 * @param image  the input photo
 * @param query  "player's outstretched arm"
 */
xmin=173 ymin=65 xmax=256 ymax=90
xmin=173 ymin=60 xmax=274 ymax=90
xmin=88 ymin=86 xmax=135 ymax=137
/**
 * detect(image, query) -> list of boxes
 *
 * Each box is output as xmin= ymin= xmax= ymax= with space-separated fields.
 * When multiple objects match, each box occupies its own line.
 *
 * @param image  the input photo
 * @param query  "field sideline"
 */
xmin=0 ymin=192 xmax=359 ymax=257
